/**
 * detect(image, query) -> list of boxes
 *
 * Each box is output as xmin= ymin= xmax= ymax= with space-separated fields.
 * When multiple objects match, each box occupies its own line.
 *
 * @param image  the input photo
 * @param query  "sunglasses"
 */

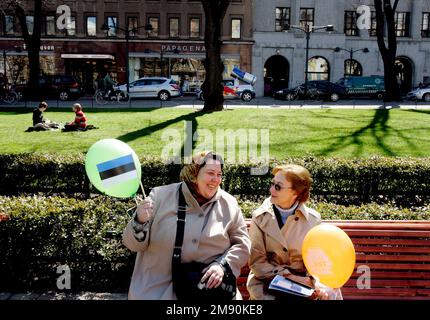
xmin=270 ymin=181 xmax=292 ymax=192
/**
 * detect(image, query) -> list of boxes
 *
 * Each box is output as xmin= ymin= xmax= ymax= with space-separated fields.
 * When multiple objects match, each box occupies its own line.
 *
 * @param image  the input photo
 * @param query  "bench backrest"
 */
xmin=238 ymin=219 xmax=430 ymax=300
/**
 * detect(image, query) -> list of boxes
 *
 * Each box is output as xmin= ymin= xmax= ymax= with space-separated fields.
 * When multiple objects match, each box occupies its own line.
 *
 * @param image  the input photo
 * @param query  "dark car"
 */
xmin=15 ymin=75 xmax=83 ymax=101
xmin=273 ymin=80 xmax=347 ymax=102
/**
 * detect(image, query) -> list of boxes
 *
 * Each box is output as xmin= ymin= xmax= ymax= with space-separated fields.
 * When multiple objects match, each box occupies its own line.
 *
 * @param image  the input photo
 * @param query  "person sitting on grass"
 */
xmin=64 ymin=103 xmax=87 ymax=131
xmin=31 ymin=101 xmax=59 ymax=131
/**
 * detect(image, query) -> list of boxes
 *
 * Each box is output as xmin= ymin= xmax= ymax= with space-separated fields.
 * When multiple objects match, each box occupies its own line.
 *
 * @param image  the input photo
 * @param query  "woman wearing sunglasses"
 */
xmin=246 ymin=164 xmax=342 ymax=300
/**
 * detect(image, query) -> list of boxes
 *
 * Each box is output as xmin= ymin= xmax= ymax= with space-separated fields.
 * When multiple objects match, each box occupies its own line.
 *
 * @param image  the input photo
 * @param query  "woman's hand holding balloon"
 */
xmin=136 ymin=198 xmax=154 ymax=223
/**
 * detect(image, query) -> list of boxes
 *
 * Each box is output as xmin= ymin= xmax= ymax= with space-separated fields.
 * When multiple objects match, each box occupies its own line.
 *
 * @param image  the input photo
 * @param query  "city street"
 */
xmin=4 ymin=95 xmax=430 ymax=110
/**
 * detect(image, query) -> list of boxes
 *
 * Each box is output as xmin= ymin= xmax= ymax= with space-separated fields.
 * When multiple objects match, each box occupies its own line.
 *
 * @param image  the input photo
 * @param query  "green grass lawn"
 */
xmin=1 ymin=107 xmax=429 ymax=158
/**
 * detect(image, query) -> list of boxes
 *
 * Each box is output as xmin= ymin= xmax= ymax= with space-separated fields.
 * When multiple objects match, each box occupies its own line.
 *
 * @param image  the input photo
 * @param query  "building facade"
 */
xmin=253 ymin=0 xmax=430 ymax=97
xmin=0 ymin=0 xmax=253 ymax=95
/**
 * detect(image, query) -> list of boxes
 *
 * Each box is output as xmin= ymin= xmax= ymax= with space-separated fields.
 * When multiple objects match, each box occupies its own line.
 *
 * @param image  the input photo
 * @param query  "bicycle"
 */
xmin=94 ymin=88 xmax=129 ymax=105
xmin=285 ymin=85 xmax=319 ymax=101
xmin=0 ymin=87 xmax=18 ymax=104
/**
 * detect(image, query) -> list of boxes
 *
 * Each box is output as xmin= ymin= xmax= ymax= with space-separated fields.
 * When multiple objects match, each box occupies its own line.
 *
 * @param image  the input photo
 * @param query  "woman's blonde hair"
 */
xmin=73 ymin=103 xmax=82 ymax=112
xmin=272 ymin=164 xmax=312 ymax=203
xmin=179 ymin=151 xmax=224 ymax=184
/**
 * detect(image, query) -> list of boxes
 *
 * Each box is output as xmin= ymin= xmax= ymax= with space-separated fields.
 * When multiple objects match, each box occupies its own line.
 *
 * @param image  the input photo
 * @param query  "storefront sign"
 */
xmin=161 ymin=44 xmax=206 ymax=53
xmin=23 ymin=44 xmax=55 ymax=51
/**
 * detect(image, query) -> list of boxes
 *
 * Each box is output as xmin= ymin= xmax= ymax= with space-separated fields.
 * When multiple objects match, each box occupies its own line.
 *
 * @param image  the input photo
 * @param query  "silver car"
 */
xmin=117 ymin=77 xmax=181 ymax=101
xmin=406 ymin=84 xmax=430 ymax=101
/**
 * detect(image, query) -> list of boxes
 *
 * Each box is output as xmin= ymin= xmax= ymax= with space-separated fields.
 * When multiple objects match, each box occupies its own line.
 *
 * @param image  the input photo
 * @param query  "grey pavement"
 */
xmin=2 ymin=95 xmax=430 ymax=110
xmin=0 ymin=291 xmax=127 ymax=300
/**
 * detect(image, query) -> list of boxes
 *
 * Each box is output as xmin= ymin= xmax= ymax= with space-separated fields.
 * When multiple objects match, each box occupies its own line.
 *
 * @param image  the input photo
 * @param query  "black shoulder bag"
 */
xmin=171 ymin=185 xmax=237 ymax=301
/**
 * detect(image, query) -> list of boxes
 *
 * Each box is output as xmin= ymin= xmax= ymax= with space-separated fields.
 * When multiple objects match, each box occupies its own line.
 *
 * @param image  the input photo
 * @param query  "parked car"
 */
xmin=273 ymin=80 xmax=347 ymax=102
xmin=116 ymin=77 xmax=181 ymax=101
xmin=14 ymin=75 xmax=83 ymax=101
xmin=196 ymin=79 xmax=256 ymax=102
xmin=336 ymin=76 xmax=385 ymax=99
xmin=406 ymin=84 xmax=430 ymax=101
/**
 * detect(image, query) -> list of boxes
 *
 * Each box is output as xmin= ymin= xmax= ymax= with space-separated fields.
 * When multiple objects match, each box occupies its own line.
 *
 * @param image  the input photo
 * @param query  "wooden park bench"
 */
xmin=238 ymin=219 xmax=430 ymax=300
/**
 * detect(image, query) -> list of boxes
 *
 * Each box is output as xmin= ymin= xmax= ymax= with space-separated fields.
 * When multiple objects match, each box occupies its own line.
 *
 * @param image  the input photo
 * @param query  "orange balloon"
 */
xmin=302 ymin=224 xmax=356 ymax=288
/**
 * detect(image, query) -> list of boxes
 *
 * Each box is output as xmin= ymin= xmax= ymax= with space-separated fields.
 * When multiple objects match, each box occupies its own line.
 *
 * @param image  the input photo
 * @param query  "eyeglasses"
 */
xmin=270 ymin=181 xmax=292 ymax=192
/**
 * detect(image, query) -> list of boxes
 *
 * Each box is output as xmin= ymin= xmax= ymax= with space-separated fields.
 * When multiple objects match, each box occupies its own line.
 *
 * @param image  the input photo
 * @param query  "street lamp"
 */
xmin=334 ymin=47 xmax=369 ymax=76
xmin=101 ymin=22 xmax=153 ymax=94
xmin=284 ymin=23 xmax=334 ymax=98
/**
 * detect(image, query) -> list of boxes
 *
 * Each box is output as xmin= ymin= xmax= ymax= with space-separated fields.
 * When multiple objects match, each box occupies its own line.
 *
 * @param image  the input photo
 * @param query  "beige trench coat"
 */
xmin=246 ymin=197 xmax=321 ymax=300
xmin=122 ymin=182 xmax=251 ymax=300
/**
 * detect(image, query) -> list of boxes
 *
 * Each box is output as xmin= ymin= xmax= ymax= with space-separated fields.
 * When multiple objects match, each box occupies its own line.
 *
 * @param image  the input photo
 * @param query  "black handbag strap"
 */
xmin=172 ymin=184 xmax=187 ymax=289
xmin=173 ymin=184 xmax=187 ymax=259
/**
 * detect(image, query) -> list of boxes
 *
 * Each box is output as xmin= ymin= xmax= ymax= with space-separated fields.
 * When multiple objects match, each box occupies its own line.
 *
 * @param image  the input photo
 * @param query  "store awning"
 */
xmin=61 ymin=54 xmax=115 ymax=60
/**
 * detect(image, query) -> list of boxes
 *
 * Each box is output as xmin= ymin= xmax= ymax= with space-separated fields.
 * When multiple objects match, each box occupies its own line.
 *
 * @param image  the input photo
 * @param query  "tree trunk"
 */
xmin=374 ymin=0 xmax=401 ymax=102
xmin=200 ymin=1 xmax=231 ymax=112
xmin=15 ymin=0 xmax=42 ymax=100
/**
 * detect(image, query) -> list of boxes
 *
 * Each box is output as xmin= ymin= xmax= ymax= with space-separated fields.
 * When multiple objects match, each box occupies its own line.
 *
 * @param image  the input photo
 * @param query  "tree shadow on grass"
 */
xmin=116 ymin=110 xmax=206 ymax=159
xmin=404 ymin=109 xmax=430 ymax=116
xmin=318 ymin=108 xmax=421 ymax=157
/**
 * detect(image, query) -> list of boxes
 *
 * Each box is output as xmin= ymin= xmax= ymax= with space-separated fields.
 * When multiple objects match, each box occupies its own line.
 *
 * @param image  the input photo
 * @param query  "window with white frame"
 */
xmin=231 ymin=18 xmax=241 ymax=39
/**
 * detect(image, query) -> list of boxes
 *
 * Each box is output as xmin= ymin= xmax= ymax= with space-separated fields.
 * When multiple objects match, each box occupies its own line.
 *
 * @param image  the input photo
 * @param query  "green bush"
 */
xmin=1 ymin=195 xmax=429 ymax=292
xmin=0 ymin=195 xmax=135 ymax=292
xmin=1 ymin=154 xmax=430 ymax=206
xmin=237 ymin=198 xmax=430 ymax=220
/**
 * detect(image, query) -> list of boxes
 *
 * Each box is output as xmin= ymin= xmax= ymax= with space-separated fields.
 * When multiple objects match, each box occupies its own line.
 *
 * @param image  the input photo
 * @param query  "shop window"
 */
xmin=86 ymin=16 xmax=96 ymax=37
xmin=231 ymin=18 xmax=241 ymax=39
xmin=5 ymin=55 xmax=55 ymax=85
xmin=223 ymin=59 xmax=240 ymax=79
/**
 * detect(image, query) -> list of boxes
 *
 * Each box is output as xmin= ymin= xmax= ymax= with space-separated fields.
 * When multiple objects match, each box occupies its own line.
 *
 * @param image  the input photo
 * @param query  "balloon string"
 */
xmin=140 ymin=181 xmax=147 ymax=199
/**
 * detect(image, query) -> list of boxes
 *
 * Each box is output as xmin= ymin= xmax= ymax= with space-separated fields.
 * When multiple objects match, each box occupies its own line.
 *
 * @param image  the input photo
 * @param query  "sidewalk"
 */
xmin=0 ymin=292 xmax=127 ymax=300
xmin=3 ymin=96 xmax=430 ymax=109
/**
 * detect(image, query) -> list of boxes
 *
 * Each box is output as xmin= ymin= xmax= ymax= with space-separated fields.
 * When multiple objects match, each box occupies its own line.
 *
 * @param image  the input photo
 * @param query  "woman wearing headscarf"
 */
xmin=123 ymin=151 xmax=251 ymax=300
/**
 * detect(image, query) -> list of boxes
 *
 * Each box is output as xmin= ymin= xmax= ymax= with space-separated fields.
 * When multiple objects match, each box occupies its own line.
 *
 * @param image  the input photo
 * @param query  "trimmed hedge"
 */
xmin=1 ymin=153 xmax=430 ymax=205
xmin=0 ymin=195 xmax=134 ymax=292
xmin=1 ymin=195 xmax=430 ymax=292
